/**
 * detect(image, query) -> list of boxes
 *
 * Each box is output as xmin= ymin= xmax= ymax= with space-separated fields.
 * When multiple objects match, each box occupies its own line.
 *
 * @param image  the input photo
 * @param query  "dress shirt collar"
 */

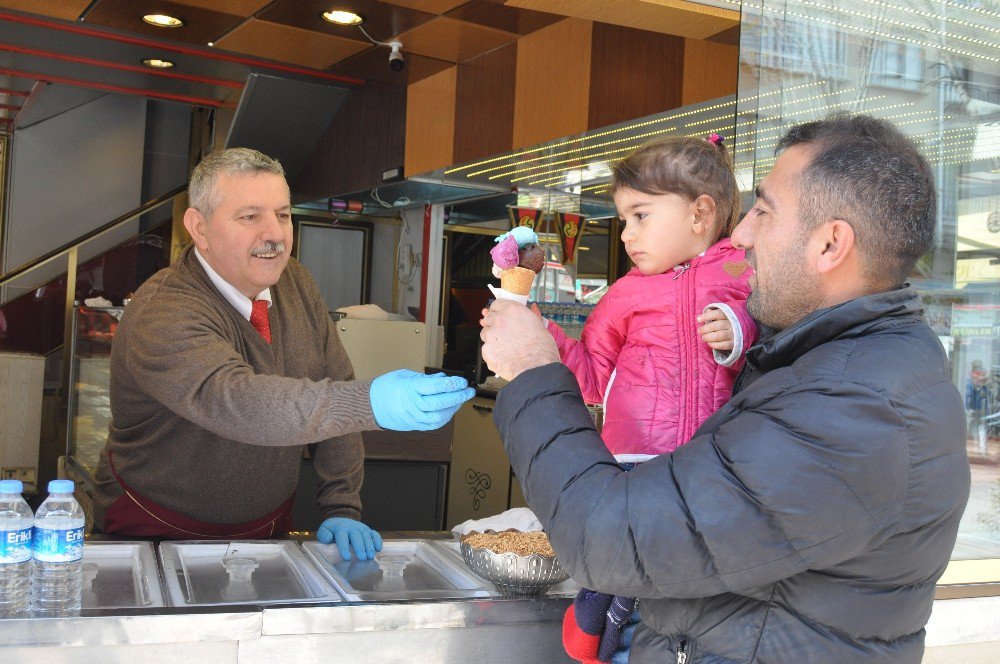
xmin=194 ymin=247 xmax=272 ymax=321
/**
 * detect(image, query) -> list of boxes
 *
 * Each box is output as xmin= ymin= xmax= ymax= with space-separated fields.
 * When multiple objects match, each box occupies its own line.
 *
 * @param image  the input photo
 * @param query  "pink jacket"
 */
xmin=549 ymin=239 xmax=756 ymax=456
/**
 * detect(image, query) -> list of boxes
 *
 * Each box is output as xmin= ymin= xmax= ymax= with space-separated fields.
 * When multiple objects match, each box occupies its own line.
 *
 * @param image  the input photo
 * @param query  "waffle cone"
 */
xmin=500 ymin=266 xmax=536 ymax=296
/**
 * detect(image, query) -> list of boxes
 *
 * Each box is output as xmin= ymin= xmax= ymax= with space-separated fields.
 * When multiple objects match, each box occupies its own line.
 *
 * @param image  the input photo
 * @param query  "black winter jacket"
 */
xmin=494 ymin=287 xmax=970 ymax=663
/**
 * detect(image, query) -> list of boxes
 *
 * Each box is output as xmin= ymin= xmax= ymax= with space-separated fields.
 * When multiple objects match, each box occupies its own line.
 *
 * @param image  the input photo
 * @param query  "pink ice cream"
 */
xmin=490 ymin=236 xmax=520 ymax=270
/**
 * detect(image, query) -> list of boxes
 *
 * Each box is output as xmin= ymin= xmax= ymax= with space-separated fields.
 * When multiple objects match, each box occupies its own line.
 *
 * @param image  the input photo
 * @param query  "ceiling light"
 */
xmin=321 ymin=10 xmax=364 ymax=25
xmin=143 ymin=14 xmax=184 ymax=28
xmin=142 ymin=58 xmax=175 ymax=69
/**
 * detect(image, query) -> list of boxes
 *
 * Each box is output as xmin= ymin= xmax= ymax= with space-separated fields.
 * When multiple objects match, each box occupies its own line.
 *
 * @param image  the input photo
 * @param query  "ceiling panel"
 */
xmin=379 ymin=0 xmax=469 ymax=13
xmin=214 ymin=19 xmax=371 ymax=70
xmin=328 ymin=47 xmax=454 ymax=85
xmin=258 ymin=0 xmax=435 ymax=42
xmin=172 ymin=0 xmax=273 ymax=17
xmin=445 ymin=0 xmax=562 ymax=35
xmin=83 ymin=0 xmax=245 ymax=46
xmin=397 ymin=16 xmax=518 ymax=63
xmin=0 ymin=1 xmax=91 ymax=21
xmin=505 ymin=0 xmax=739 ymax=40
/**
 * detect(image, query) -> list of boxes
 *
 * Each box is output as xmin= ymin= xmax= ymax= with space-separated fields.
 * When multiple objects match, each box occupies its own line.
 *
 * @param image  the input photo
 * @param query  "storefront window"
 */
xmin=736 ymin=0 xmax=1000 ymax=567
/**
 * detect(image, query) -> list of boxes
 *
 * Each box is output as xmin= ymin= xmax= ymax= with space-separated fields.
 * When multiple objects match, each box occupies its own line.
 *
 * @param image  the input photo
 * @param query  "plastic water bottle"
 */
xmin=0 ymin=479 xmax=33 ymax=616
xmin=32 ymin=479 xmax=85 ymax=614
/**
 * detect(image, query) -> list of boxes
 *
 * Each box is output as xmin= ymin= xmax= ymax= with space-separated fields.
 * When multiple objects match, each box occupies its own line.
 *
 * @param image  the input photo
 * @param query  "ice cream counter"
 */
xmin=0 ymin=534 xmax=577 ymax=663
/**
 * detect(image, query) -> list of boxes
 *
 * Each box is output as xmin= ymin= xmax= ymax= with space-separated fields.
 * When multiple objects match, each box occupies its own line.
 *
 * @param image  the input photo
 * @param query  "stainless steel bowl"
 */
xmin=459 ymin=539 xmax=570 ymax=596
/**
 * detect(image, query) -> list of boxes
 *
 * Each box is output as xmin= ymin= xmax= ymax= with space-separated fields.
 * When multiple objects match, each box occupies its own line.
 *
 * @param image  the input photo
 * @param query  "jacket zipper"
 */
xmin=676 ymin=637 xmax=689 ymax=664
xmin=677 ymin=262 xmax=697 ymax=443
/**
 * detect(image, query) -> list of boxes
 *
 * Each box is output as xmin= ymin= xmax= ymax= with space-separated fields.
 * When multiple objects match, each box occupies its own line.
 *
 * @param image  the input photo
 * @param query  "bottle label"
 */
xmin=32 ymin=526 xmax=84 ymax=562
xmin=0 ymin=527 xmax=32 ymax=563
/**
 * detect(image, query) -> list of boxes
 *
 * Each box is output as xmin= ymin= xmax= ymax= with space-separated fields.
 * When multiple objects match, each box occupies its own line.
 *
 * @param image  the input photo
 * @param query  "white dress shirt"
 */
xmin=194 ymin=248 xmax=272 ymax=320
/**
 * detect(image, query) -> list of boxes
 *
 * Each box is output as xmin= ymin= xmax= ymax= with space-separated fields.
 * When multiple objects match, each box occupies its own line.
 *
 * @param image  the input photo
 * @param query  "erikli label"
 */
xmin=0 ymin=527 xmax=32 ymax=564
xmin=32 ymin=526 xmax=84 ymax=562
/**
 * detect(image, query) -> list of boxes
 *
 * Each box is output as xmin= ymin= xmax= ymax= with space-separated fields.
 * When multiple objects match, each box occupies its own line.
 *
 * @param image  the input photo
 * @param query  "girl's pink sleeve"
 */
xmin=547 ymin=298 xmax=626 ymax=405
xmin=722 ymin=299 xmax=758 ymax=371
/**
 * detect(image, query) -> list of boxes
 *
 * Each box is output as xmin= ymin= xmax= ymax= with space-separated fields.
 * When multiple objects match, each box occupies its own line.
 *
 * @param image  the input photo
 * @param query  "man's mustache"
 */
xmin=251 ymin=241 xmax=285 ymax=256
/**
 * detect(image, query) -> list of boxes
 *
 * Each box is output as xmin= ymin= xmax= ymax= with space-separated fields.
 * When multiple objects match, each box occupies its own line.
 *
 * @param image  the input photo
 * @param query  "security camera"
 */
xmin=388 ymin=41 xmax=405 ymax=72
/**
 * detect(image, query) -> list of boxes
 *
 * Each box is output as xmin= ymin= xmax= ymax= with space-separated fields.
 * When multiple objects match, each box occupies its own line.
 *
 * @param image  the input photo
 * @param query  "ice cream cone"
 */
xmin=500 ymin=266 xmax=536 ymax=296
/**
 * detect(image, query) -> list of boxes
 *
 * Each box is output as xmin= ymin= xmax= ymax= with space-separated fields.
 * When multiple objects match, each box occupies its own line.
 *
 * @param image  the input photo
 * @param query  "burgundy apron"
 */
xmin=103 ymin=450 xmax=294 ymax=539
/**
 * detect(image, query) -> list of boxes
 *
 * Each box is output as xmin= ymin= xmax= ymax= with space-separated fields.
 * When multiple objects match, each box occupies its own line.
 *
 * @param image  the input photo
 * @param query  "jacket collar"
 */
xmin=746 ymin=285 xmax=925 ymax=373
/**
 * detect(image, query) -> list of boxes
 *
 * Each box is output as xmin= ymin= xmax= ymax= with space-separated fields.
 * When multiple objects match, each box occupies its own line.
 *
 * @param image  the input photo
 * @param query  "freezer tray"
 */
xmin=302 ymin=539 xmax=493 ymax=601
xmin=158 ymin=540 xmax=340 ymax=606
xmin=82 ymin=541 xmax=165 ymax=608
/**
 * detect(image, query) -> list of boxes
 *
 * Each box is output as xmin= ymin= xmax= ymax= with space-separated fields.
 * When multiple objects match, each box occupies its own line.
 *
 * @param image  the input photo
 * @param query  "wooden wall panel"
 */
xmin=405 ymin=66 xmax=458 ymax=177
xmin=452 ymin=42 xmax=517 ymax=165
xmin=587 ymin=23 xmax=684 ymax=130
xmin=682 ymin=38 xmax=739 ymax=107
xmin=512 ymin=17 xmax=592 ymax=149
xmin=293 ymin=80 xmax=406 ymax=201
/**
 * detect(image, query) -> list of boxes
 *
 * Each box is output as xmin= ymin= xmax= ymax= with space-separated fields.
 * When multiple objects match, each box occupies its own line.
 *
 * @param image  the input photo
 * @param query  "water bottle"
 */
xmin=0 ymin=479 xmax=33 ymax=616
xmin=32 ymin=480 xmax=85 ymax=614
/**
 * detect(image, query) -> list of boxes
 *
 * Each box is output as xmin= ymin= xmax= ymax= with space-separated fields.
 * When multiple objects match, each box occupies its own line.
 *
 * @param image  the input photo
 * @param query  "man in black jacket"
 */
xmin=480 ymin=114 xmax=970 ymax=663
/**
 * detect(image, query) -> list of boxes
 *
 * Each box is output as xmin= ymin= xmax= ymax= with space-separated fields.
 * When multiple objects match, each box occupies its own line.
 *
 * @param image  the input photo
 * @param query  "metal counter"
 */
xmin=0 ymin=534 xmax=574 ymax=663
xmin=0 ymin=597 xmax=573 ymax=663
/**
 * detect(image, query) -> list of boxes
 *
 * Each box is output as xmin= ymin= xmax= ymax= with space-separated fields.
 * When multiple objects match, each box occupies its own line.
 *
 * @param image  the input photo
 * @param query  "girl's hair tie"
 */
xmin=707 ymin=133 xmax=725 ymax=146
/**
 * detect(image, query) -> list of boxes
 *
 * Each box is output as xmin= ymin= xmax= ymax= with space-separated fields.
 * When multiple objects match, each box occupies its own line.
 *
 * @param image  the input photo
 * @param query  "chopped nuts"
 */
xmin=461 ymin=530 xmax=556 ymax=557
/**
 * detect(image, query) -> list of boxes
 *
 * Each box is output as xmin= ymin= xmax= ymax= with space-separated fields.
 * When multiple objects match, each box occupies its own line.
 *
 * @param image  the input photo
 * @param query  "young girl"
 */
xmin=555 ymin=134 xmax=756 ymax=664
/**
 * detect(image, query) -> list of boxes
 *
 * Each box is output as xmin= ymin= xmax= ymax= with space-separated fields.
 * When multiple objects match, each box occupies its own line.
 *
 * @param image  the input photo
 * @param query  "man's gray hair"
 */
xmin=188 ymin=148 xmax=286 ymax=218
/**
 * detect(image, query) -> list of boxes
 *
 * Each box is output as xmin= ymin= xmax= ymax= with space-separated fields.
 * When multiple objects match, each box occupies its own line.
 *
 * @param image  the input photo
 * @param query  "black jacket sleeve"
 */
xmin=494 ymin=362 xmax=911 ymax=599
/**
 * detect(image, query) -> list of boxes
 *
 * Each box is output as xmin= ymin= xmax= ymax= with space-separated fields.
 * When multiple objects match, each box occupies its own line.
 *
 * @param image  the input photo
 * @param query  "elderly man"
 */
xmin=480 ymin=115 xmax=970 ymax=662
xmin=93 ymin=148 xmax=473 ymax=560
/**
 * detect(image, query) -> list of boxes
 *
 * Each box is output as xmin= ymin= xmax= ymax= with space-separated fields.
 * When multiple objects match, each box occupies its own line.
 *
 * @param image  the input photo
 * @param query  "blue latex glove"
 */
xmin=369 ymin=370 xmax=474 ymax=431
xmin=316 ymin=518 xmax=383 ymax=561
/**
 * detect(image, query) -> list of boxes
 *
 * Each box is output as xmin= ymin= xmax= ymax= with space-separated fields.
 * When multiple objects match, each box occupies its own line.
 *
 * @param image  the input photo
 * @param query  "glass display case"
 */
xmin=65 ymin=305 xmax=122 ymax=479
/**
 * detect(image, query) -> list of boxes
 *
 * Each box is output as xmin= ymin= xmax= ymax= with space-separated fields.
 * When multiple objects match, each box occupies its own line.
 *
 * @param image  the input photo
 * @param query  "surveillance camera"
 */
xmin=388 ymin=41 xmax=405 ymax=72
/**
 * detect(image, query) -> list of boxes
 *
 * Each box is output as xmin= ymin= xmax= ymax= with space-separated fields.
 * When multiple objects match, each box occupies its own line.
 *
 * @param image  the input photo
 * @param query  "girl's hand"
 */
xmin=697 ymin=308 xmax=734 ymax=351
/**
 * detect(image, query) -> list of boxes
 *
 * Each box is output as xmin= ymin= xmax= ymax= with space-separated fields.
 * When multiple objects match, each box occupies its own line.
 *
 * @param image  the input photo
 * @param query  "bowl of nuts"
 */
xmin=459 ymin=530 xmax=570 ymax=596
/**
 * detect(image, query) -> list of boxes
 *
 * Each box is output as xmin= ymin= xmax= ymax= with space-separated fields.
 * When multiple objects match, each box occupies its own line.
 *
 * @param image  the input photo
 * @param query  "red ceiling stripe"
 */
xmin=0 ymin=43 xmax=243 ymax=88
xmin=0 ymin=66 xmax=224 ymax=107
xmin=0 ymin=11 xmax=364 ymax=87
xmin=0 ymin=102 xmax=21 ymax=110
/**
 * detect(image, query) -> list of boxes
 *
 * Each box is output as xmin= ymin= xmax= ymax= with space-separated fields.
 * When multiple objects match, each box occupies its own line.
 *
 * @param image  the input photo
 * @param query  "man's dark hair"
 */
xmin=777 ymin=113 xmax=935 ymax=289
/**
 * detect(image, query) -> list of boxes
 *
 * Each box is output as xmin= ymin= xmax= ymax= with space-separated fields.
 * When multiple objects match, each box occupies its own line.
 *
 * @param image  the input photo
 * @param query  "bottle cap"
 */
xmin=0 ymin=479 xmax=24 ymax=494
xmin=48 ymin=479 xmax=75 ymax=494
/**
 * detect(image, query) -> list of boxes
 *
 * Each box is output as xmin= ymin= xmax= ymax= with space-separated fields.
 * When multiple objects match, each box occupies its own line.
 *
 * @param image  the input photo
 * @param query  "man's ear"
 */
xmin=814 ymin=219 xmax=855 ymax=274
xmin=183 ymin=207 xmax=208 ymax=251
xmin=691 ymin=194 xmax=717 ymax=237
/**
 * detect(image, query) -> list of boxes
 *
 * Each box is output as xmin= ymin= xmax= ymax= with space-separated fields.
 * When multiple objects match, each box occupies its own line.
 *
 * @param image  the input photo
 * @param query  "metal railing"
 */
xmin=0 ymin=186 xmax=187 ymax=447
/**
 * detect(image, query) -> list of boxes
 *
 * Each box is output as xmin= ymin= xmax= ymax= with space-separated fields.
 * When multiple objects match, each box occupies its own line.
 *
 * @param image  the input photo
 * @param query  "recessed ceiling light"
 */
xmin=321 ymin=10 xmax=364 ymax=26
xmin=142 ymin=58 xmax=175 ymax=69
xmin=143 ymin=14 xmax=184 ymax=28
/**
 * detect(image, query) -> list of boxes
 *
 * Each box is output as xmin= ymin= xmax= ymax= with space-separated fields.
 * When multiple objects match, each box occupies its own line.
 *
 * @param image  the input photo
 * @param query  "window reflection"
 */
xmin=739 ymin=0 xmax=1000 ymax=564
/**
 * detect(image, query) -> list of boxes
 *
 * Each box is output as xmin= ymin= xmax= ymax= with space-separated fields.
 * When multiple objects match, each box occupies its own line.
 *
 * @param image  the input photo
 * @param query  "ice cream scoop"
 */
xmin=496 ymin=226 xmax=539 ymax=248
xmin=518 ymin=243 xmax=545 ymax=273
xmin=490 ymin=236 xmax=519 ymax=270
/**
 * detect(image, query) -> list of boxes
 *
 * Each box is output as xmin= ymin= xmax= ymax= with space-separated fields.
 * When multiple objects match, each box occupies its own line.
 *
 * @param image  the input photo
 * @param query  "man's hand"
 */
xmin=369 ymin=370 xmax=474 ymax=431
xmin=697 ymin=307 xmax=734 ymax=352
xmin=316 ymin=517 xmax=383 ymax=561
xmin=480 ymin=299 xmax=560 ymax=381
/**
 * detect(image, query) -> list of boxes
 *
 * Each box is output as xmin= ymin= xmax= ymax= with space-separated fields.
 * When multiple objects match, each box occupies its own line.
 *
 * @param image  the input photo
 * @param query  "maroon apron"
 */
xmin=103 ymin=450 xmax=294 ymax=539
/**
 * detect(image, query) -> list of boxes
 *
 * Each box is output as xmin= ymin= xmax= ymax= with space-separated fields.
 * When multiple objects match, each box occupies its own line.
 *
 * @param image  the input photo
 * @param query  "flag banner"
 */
xmin=554 ymin=211 xmax=586 ymax=264
xmin=507 ymin=206 xmax=543 ymax=230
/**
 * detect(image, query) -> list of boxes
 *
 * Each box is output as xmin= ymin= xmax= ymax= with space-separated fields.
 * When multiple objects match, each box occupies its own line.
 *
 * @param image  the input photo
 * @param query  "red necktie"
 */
xmin=250 ymin=299 xmax=271 ymax=343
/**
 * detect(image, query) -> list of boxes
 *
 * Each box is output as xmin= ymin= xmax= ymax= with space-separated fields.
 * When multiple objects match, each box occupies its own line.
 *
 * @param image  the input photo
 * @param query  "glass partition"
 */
xmin=736 ymin=0 xmax=1000 ymax=571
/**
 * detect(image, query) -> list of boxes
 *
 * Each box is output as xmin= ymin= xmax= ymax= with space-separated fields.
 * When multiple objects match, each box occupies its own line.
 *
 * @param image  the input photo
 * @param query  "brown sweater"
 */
xmin=93 ymin=246 xmax=379 ymax=527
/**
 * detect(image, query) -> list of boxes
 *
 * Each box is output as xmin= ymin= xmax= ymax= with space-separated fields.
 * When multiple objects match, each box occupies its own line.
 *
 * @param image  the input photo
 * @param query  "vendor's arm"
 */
xmin=491 ymin=361 xmax=929 ymax=599
xmin=123 ymin=282 xmax=471 ymax=444
xmin=122 ymin=293 xmax=377 ymax=446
